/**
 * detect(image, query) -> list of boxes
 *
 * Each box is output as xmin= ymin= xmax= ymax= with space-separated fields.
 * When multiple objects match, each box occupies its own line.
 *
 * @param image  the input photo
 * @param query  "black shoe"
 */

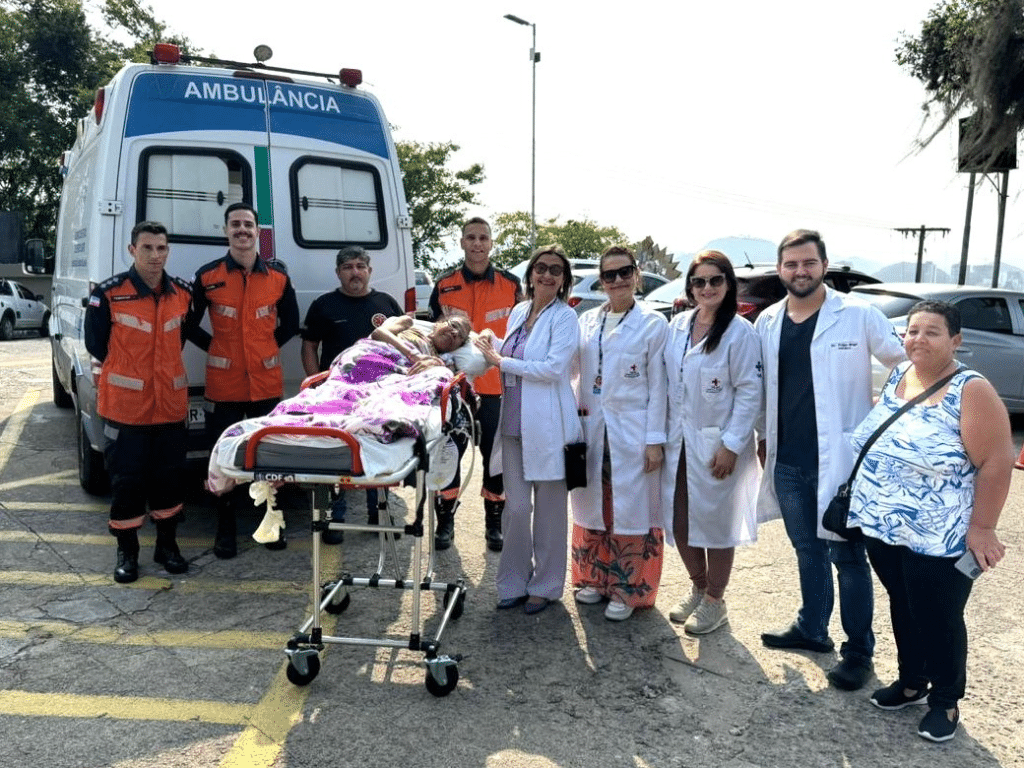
xmin=761 ymin=625 xmax=835 ymax=653
xmin=871 ymin=681 xmax=930 ymax=711
xmin=484 ymin=499 xmax=504 ymax=552
xmin=264 ymin=532 xmax=287 ymax=550
xmin=485 ymin=525 xmax=503 ymax=552
xmin=114 ymin=547 xmax=139 ymax=584
xmin=321 ymin=519 xmax=344 ymax=545
xmin=434 ymin=510 xmax=455 ymax=551
xmin=918 ymin=706 xmax=959 ymax=743
xmin=153 ymin=542 xmax=189 ymax=574
xmin=213 ymin=508 xmax=237 ymax=559
xmin=827 ymin=657 xmax=874 ymax=691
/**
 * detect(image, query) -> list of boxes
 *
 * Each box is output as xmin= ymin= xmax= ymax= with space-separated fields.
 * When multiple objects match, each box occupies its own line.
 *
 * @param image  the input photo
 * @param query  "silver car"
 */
xmin=0 ymin=278 xmax=49 ymax=340
xmin=567 ymin=268 xmax=670 ymax=315
xmin=852 ymin=282 xmax=1024 ymax=413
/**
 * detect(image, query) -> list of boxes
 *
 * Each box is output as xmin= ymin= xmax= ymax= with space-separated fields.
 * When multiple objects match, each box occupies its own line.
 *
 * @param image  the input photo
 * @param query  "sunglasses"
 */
xmin=689 ymin=275 xmax=726 ymax=289
xmin=600 ymin=264 xmax=636 ymax=283
xmin=533 ymin=262 xmax=564 ymax=277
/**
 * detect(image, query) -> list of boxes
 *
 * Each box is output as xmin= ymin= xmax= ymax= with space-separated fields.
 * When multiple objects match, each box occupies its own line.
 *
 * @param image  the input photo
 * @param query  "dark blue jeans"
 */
xmin=774 ymin=462 xmax=874 ymax=662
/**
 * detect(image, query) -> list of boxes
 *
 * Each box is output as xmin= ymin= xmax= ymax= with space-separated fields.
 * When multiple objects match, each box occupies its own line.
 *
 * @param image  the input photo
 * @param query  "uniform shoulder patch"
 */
xmin=171 ymin=275 xmax=193 ymax=292
xmin=434 ymin=265 xmax=461 ymax=282
xmin=267 ymin=259 xmax=289 ymax=275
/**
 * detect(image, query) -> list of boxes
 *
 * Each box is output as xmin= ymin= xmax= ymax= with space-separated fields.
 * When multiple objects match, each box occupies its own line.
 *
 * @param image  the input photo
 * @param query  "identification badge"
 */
xmin=593 ymin=375 xmax=602 ymax=395
xmin=505 ymin=372 xmax=518 ymax=387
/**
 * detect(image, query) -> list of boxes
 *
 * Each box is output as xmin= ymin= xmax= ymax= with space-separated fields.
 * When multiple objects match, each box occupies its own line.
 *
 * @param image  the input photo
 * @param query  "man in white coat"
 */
xmin=755 ymin=229 xmax=905 ymax=692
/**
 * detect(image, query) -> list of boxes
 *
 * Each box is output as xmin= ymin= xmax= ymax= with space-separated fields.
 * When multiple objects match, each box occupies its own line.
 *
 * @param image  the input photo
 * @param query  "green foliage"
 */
xmin=0 ymin=0 xmax=190 ymax=243
xmin=396 ymin=140 xmax=484 ymax=271
xmin=896 ymin=0 xmax=1024 ymax=166
xmin=491 ymin=210 xmax=533 ymax=268
xmin=491 ymin=211 xmax=631 ymax=267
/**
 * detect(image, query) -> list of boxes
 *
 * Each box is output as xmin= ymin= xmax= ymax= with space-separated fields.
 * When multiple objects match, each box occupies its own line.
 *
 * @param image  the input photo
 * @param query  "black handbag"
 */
xmin=822 ymin=368 xmax=959 ymax=541
xmin=564 ymin=441 xmax=587 ymax=491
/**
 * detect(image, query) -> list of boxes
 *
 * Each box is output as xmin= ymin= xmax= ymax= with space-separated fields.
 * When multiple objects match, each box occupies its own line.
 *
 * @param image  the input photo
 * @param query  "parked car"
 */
xmin=0 ymin=278 xmax=49 ymax=339
xmin=414 ymin=269 xmax=433 ymax=318
xmin=642 ymin=264 xmax=880 ymax=320
xmin=851 ymin=282 xmax=1024 ymax=413
xmin=567 ymin=268 xmax=671 ymax=314
xmin=508 ymin=257 xmax=601 ymax=283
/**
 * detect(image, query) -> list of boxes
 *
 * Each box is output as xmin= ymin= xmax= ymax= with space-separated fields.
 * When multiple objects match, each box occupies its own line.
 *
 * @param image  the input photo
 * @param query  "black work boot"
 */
xmin=484 ymin=499 xmax=504 ymax=552
xmin=154 ymin=518 xmax=189 ymax=574
xmin=213 ymin=503 xmax=237 ymax=559
xmin=434 ymin=497 xmax=457 ymax=551
xmin=114 ymin=530 xmax=140 ymax=584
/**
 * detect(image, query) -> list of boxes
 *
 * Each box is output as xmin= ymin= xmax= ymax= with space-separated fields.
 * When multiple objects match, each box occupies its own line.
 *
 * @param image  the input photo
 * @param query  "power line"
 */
xmin=893 ymin=226 xmax=951 ymax=281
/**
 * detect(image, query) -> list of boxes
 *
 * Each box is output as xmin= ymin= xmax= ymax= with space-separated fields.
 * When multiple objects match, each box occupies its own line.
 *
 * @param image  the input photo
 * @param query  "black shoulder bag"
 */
xmin=822 ymin=368 xmax=959 ymax=541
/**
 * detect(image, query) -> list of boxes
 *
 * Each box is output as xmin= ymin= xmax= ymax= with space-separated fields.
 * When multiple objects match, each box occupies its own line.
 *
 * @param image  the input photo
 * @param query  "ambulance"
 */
xmin=37 ymin=44 xmax=416 ymax=493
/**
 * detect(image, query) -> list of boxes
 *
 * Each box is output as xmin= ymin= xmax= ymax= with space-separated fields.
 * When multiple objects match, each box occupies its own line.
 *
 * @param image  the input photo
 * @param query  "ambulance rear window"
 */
xmin=290 ymin=158 xmax=387 ymax=249
xmin=138 ymin=149 xmax=251 ymax=243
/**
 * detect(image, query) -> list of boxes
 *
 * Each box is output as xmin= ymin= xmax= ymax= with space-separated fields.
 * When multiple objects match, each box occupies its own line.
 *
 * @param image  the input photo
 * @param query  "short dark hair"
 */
xmin=224 ymin=202 xmax=258 ymax=225
xmin=524 ymin=244 xmax=573 ymax=300
xmin=778 ymin=229 xmax=827 ymax=263
xmin=600 ymin=244 xmax=637 ymax=269
xmin=130 ymin=220 xmax=168 ymax=245
xmin=336 ymin=246 xmax=370 ymax=268
xmin=908 ymin=300 xmax=961 ymax=336
xmin=462 ymin=216 xmax=492 ymax=236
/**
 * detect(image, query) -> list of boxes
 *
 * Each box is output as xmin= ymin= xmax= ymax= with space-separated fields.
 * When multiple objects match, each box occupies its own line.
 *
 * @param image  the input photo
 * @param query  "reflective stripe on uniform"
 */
xmin=214 ymin=305 xmax=238 ymax=318
xmin=149 ymin=503 xmax=184 ymax=521
xmin=107 ymin=373 xmax=145 ymax=390
xmin=172 ymin=375 xmax=187 ymax=389
xmin=113 ymin=313 xmax=153 ymax=333
xmin=109 ymin=515 xmax=146 ymax=531
xmin=208 ymin=355 xmax=231 ymax=369
xmin=163 ymin=316 xmax=183 ymax=332
xmin=262 ymin=355 xmax=280 ymax=369
xmin=255 ymin=305 xmax=273 ymax=319
xmin=484 ymin=307 xmax=512 ymax=323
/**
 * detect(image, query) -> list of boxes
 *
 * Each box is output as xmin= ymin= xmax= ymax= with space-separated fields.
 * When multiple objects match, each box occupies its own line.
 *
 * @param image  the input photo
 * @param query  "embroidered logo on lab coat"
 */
xmin=705 ymin=377 xmax=723 ymax=395
xmin=624 ymin=364 xmax=640 ymax=379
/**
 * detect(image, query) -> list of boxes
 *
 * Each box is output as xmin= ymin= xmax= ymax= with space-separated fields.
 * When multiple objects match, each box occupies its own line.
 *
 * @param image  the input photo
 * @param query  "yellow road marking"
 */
xmin=2 ymin=501 xmax=113 ymax=513
xmin=0 ymin=620 xmax=289 ymax=650
xmin=0 ymin=469 xmax=78 ymax=490
xmin=0 ymin=358 xmax=49 ymax=368
xmin=0 ymin=690 xmax=254 ymax=725
xmin=0 ymin=389 xmax=40 ymax=476
xmin=0 ymin=570 xmax=308 ymax=595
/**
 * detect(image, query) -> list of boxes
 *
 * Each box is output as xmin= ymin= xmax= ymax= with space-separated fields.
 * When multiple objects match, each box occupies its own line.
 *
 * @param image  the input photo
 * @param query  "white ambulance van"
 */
xmin=42 ymin=44 xmax=416 ymax=493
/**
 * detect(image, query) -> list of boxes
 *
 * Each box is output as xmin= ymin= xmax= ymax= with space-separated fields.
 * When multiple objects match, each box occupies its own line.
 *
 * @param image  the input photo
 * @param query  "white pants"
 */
xmin=496 ymin=436 xmax=568 ymax=601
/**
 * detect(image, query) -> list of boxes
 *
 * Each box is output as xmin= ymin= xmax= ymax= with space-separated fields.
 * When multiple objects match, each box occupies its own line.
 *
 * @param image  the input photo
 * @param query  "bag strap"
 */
xmin=844 ymin=366 xmax=961 ymax=485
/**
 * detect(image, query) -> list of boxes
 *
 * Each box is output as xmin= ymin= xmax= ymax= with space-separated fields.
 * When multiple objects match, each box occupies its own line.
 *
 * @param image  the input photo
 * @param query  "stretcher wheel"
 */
xmin=286 ymin=653 xmax=321 ymax=686
xmin=443 ymin=590 xmax=465 ymax=621
xmin=322 ymin=584 xmax=351 ymax=615
xmin=425 ymin=663 xmax=459 ymax=697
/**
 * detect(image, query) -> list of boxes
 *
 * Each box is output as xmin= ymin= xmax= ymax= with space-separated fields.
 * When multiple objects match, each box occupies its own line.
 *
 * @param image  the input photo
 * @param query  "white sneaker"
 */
xmin=684 ymin=598 xmax=728 ymax=635
xmin=668 ymin=588 xmax=705 ymax=624
xmin=604 ymin=599 xmax=634 ymax=621
xmin=574 ymin=586 xmax=603 ymax=604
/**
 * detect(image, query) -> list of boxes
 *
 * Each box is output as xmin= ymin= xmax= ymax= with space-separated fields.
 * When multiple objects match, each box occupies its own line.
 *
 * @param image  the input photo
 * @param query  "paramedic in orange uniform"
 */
xmin=188 ymin=202 xmax=300 ymax=558
xmin=428 ymin=217 xmax=521 ymax=552
xmin=84 ymin=221 xmax=193 ymax=584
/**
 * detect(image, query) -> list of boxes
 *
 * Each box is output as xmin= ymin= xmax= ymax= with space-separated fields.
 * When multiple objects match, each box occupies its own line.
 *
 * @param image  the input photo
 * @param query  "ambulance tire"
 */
xmin=77 ymin=409 xmax=110 ymax=496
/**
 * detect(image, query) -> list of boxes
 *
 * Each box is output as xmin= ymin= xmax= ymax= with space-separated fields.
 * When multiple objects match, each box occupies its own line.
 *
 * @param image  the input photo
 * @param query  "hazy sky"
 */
xmin=125 ymin=0 xmax=1022 ymax=275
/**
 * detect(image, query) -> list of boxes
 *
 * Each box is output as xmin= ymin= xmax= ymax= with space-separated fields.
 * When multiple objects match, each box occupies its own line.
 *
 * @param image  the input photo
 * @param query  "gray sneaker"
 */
xmin=668 ymin=588 xmax=705 ymax=624
xmin=685 ymin=598 xmax=728 ymax=635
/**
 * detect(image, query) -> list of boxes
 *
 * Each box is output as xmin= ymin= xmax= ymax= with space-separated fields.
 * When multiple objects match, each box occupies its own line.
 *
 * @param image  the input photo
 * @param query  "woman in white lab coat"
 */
xmin=570 ymin=245 xmax=668 ymax=622
xmin=662 ymin=250 xmax=762 ymax=635
xmin=476 ymin=245 xmax=583 ymax=616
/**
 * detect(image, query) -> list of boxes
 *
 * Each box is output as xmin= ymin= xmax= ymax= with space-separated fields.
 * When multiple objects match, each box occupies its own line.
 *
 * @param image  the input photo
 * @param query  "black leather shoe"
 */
xmin=761 ymin=625 xmax=835 ymax=653
xmin=114 ymin=548 xmax=139 ymax=584
xmin=434 ymin=512 xmax=455 ymax=551
xmin=153 ymin=543 xmax=189 ymax=574
xmin=213 ymin=509 xmax=237 ymax=559
xmin=485 ymin=526 xmax=503 ymax=552
xmin=827 ymin=657 xmax=874 ymax=691
xmin=321 ymin=519 xmax=344 ymax=545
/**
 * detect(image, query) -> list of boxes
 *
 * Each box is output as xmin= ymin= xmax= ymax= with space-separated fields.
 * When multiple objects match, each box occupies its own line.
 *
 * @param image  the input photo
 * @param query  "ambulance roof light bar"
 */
xmin=149 ymin=43 xmax=362 ymax=87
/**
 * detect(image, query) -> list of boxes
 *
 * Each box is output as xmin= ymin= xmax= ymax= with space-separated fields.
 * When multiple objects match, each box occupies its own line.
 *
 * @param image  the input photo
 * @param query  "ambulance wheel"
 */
xmin=77 ymin=410 xmax=109 ymax=495
xmin=443 ymin=590 xmax=465 ymax=621
xmin=52 ymin=362 xmax=73 ymax=409
xmin=322 ymin=585 xmax=350 ymax=615
xmin=286 ymin=654 xmax=321 ymax=686
xmin=425 ymin=664 xmax=459 ymax=697
xmin=39 ymin=312 xmax=50 ymax=337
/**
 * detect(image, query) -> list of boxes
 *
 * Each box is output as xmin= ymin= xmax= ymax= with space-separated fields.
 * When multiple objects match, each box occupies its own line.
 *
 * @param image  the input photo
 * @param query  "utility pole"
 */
xmin=893 ymin=225 xmax=951 ymax=282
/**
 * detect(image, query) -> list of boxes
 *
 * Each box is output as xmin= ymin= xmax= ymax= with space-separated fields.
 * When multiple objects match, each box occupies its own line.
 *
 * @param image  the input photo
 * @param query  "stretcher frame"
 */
xmin=234 ymin=372 xmax=476 ymax=697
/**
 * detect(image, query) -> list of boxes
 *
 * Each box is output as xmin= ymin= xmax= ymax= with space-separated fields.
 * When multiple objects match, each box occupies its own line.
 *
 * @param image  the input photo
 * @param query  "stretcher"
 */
xmin=213 ymin=370 xmax=476 ymax=697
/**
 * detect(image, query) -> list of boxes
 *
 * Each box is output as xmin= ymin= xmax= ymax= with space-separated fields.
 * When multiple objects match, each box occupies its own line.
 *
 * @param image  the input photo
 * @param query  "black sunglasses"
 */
xmin=689 ymin=275 xmax=726 ymax=289
xmin=600 ymin=264 xmax=636 ymax=283
xmin=533 ymin=262 xmax=564 ymax=277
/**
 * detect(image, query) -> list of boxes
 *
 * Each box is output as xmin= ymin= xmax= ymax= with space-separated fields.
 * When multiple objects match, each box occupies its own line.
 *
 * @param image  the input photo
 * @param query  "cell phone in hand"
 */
xmin=954 ymin=550 xmax=983 ymax=579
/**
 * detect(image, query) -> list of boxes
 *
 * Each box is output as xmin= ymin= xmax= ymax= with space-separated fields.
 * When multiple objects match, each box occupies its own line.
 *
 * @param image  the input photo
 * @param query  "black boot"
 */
xmin=484 ymin=499 xmax=504 ymax=553
xmin=213 ymin=504 xmax=237 ymax=559
xmin=434 ymin=497 xmax=457 ymax=551
xmin=154 ymin=518 xmax=189 ymax=574
xmin=114 ymin=530 xmax=140 ymax=584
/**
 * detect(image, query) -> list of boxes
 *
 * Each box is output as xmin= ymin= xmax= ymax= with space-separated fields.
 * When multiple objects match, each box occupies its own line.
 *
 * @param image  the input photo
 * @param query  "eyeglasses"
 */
xmin=533 ymin=262 xmax=564 ymax=277
xmin=689 ymin=275 xmax=726 ymax=289
xmin=600 ymin=264 xmax=636 ymax=283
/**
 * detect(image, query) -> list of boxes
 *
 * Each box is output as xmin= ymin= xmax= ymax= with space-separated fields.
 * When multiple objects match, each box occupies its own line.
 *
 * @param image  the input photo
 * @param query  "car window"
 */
xmin=954 ymin=296 xmax=1013 ymax=334
xmin=0 ymin=281 xmax=11 ymax=296
xmin=16 ymin=284 xmax=35 ymax=301
xmin=645 ymin=279 xmax=686 ymax=303
xmin=640 ymin=275 xmax=666 ymax=295
xmin=415 ymin=271 xmax=431 ymax=286
xmin=743 ymin=275 xmax=785 ymax=301
xmin=851 ymin=291 xmax=919 ymax=318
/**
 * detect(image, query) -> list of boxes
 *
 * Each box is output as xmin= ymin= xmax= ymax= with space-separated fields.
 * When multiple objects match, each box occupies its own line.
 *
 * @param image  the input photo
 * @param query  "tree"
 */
xmin=491 ymin=211 xmax=631 ymax=268
xmin=0 ymin=0 xmax=191 ymax=243
xmin=396 ymin=140 xmax=484 ymax=270
xmin=491 ymin=210 xmax=533 ymax=268
xmin=896 ymin=0 xmax=1024 ymax=166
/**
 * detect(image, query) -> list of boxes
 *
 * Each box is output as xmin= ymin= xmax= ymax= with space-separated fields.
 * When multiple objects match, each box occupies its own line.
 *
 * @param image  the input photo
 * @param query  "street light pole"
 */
xmin=504 ymin=13 xmax=539 ymax=249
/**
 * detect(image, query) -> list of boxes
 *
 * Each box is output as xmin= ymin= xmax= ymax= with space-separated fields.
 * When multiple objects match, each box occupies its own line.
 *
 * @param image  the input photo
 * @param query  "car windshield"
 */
xmin=851 ymin=289 xmax=921 ymax=319
xmin=645 ymin=278 xmax=686 ymax=303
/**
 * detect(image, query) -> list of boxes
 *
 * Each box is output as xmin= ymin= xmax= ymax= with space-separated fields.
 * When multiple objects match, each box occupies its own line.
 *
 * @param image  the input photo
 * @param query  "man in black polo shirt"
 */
xmin=301 ymin=246 xmax=403 ymax=541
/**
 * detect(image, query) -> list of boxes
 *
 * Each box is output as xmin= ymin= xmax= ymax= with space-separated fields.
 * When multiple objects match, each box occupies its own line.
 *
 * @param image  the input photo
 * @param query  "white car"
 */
xmin=568 ymin=268 xmax=671 ymax=314
xmin=0 ymin=278 xmax=49 ymax=339
xmin=414 ymin=270 xmax=433 ymax=318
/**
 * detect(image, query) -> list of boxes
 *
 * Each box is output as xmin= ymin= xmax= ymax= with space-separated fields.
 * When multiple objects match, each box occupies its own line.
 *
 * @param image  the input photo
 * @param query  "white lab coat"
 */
xmin=755 ymin=287 xmax=906 ymax=539
xmin=662 ymin=311 xmax=763 ymax=548
xmin=489 ymin=299 xmax=583 ymax=481
xmin=570 ymin=302 xmax=668 ymax=535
